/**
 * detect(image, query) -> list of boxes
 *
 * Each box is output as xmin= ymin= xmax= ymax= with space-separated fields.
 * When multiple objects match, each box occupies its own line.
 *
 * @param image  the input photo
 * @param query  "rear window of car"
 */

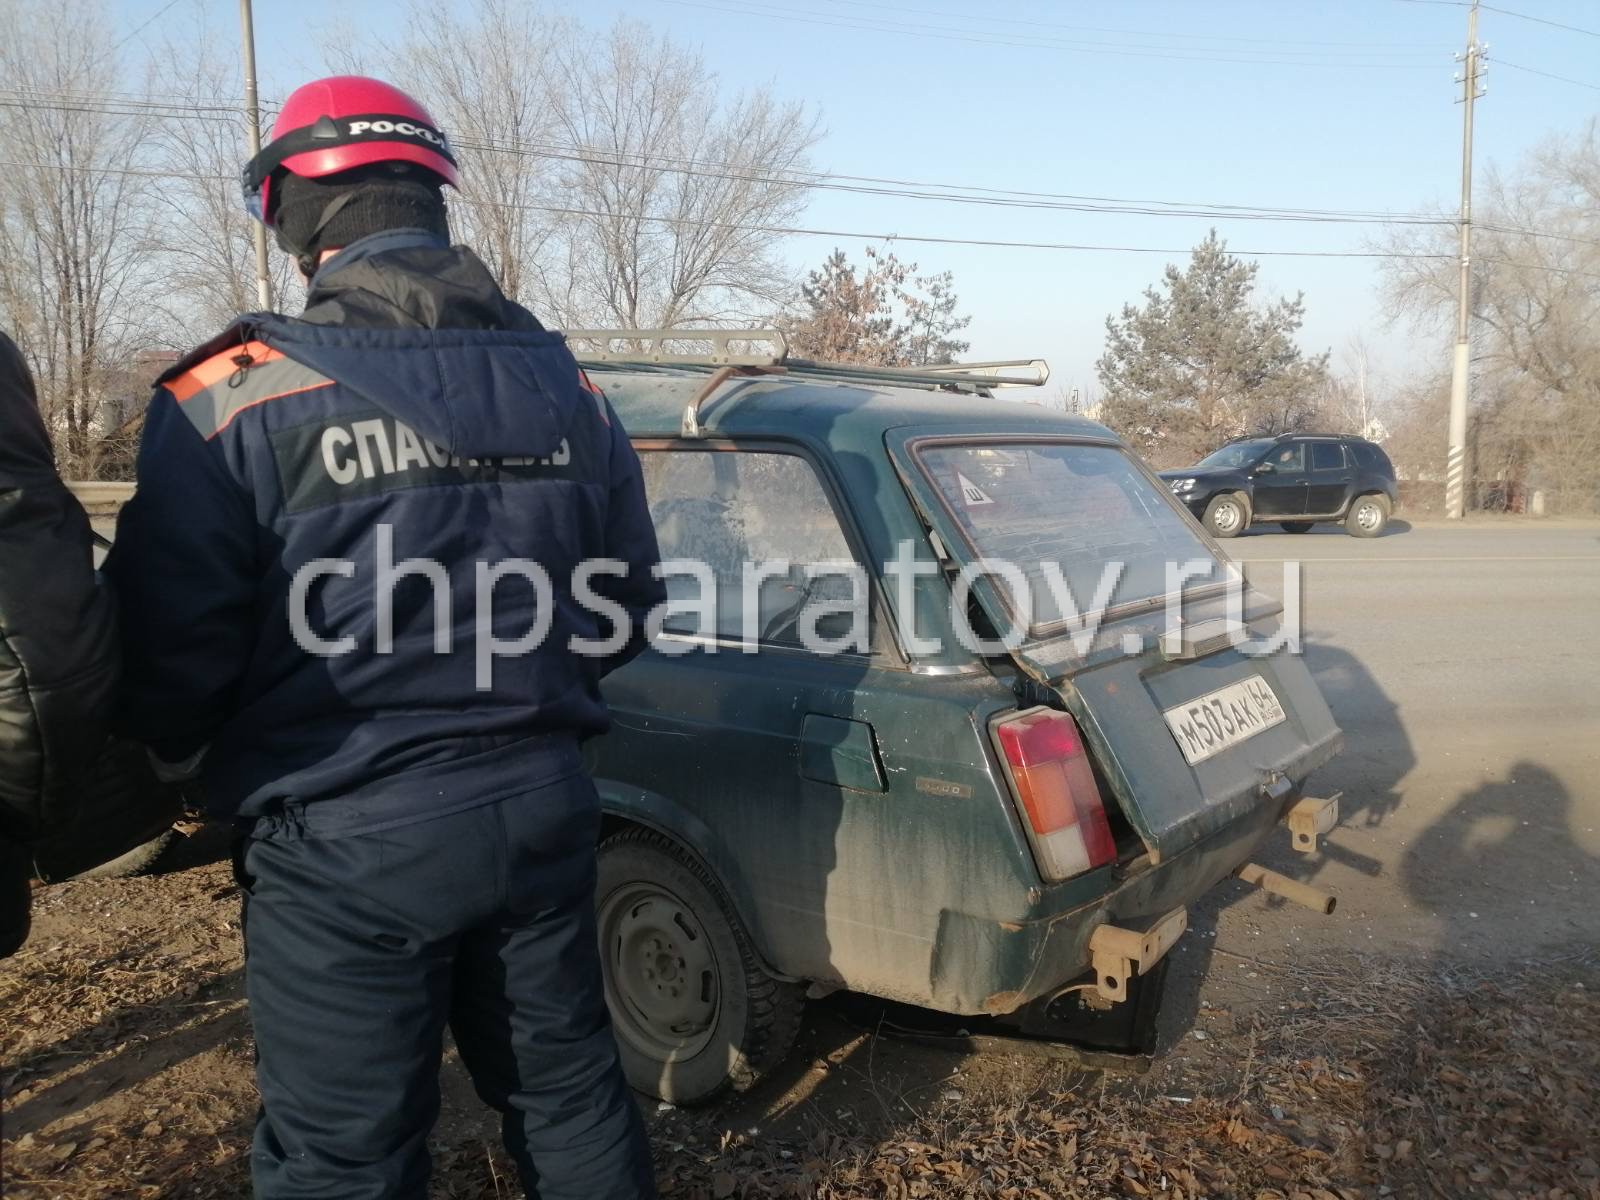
xmin=1351 ymin=442 xmax=1393 ymax=474
xmin=1310 ymin=441 xmax=1346 ymax=471
xmin=916 ymin=441 xmax=1232 ymax=632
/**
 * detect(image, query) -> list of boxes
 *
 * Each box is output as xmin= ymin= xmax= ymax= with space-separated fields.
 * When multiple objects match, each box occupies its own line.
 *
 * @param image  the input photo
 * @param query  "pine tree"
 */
xmin=1096 ymin=231 xmax=1329 ymax=460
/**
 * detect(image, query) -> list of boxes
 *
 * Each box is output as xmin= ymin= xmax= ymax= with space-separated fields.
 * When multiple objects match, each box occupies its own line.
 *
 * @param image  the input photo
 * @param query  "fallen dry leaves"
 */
xmin=2 ymin=866 xmax=1596 ymax=1199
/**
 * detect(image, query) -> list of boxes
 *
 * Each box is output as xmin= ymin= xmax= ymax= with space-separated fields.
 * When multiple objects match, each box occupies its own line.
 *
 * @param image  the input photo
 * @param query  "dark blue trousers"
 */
xmin=235 ymin=775 xmax=657 ymax=1199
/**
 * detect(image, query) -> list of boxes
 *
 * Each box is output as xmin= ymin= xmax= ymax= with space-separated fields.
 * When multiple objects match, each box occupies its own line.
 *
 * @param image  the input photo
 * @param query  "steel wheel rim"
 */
xmin=599 ymin=883 xmax=720 ymax=1063
xmin=1214 ymin=501 xmax=1242 ymax=532
xmin=1357 ymin=501 xmax=1382 ymax=531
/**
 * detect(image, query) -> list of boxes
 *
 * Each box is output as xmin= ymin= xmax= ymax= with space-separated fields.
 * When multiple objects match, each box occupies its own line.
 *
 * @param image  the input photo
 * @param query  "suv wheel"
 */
xmin=596 ymin=830 xmax=804 ymax=1105
xmin=1279 ymin=522 xmax=1314 ymax=534
xmin=1202 ymin=493 xmax=1248 ymax=538
xmin=1345 ymin=494 xmax=1390 ymax=538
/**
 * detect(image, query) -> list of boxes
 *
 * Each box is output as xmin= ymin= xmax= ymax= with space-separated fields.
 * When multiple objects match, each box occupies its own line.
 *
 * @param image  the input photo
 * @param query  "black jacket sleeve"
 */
xmin=0 ymin=332 xmax=119 ymax=843
xmin=101 ymin=382 xmax=258 ymax=762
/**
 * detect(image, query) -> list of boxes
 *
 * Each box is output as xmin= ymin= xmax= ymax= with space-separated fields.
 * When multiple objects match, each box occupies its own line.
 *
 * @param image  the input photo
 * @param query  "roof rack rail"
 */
xmin=564 ymin=328 xmax=1050 ymax=437
xmin=564 ymin=328 xmax=790 ymax=367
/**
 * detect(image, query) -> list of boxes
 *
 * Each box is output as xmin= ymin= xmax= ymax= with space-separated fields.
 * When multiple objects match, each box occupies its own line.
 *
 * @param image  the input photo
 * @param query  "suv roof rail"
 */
xmin=564 ymin=327 xmax=1050 ymax=393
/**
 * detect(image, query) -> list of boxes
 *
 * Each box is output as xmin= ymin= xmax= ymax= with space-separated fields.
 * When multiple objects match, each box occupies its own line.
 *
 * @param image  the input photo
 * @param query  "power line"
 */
xmin=0 ymin=154 xmax=1441 ymax=256
xmin=793 ymin=0 xmax=1446 ymax=58
xmin=13 ymin=154 xmax=1600 ymax=280
xmin=658 ymin=0 xmax=1447 ymax=68
xmin=457 ymin=136 xmax=1452 ymax=229
xmin=458 ymin=131 xmax=1441 ymax=220
xmin=9 ymin=91 xmax=1600 ymax=248
xmin=0 ymin=97 xmax=244 ymax=125
xmin=8 ymin=154 xmax=1600 ymax=278
xmin=0 ymin=89 xmax=1447 ymax=224
xmin=812 ymin=0 xmax=1443 ymax=49
xmin=1493 ymin=59 xmax=1600 ymax=91
xmin=1395 ymin=0 xmax=1600 ymax=39
xmin=1481 ymin=3 xmax=1600 ymax=40
xmin=110 ymin=0 xmax=186 ymax=53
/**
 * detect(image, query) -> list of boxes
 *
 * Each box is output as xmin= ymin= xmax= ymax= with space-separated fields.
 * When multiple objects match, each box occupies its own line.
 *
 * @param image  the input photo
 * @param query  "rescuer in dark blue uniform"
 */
xmin=105 ymin=77 xmax=664 ymax=1199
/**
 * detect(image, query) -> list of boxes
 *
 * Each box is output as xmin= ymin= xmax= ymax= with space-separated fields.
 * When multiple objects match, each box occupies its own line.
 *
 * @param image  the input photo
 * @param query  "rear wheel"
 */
xmin=1279 ymin=521 xmax=1314 ymax=534
xmin=1202 ymin=493 xmax=1248 ymax=538
xmin=1345 ymin=494 xmax=1390 ymax=538
xmin=596 ymin=830 xmax=803 ymax=1105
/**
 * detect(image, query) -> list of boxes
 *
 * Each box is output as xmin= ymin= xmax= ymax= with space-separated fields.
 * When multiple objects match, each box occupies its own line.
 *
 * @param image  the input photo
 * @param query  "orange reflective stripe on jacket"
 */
xmin=166 ymin=342 xmax=286 ymax=405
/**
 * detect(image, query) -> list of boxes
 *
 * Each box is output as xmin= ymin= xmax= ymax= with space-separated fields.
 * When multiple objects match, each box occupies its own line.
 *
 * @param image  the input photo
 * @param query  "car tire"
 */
xmin=1202 ymin=493 xmax=1248 ymax=538
xmin=1345 ymin=494 xmax=1391 ymax=538
xmin=596 ymin=829 xmax=804 ymax=1105
xmin=1279 ymin=522 xmax=1315 ymax=534
xmin=68 ymin=829 xmax=181 ymax=880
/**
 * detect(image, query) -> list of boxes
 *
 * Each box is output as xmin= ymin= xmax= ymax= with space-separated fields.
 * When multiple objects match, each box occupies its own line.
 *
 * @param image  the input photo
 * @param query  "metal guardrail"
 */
xmin=67 ymin=482 xmax=135 ymax=507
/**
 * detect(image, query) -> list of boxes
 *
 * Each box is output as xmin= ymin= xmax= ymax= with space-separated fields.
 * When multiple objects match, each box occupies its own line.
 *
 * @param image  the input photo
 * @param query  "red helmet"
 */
xmin=242 ymin=76 xmax=459 ymax=227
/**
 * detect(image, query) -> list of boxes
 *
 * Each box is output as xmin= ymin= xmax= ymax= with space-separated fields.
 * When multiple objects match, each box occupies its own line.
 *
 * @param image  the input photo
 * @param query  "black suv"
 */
xmin=1158 ymin=434 xmax=1398 ymax=538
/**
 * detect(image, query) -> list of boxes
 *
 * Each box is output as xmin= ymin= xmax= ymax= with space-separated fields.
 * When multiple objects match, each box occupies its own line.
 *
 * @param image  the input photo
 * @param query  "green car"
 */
xmin=576 ymin=333 xmax=1343 ymax=1103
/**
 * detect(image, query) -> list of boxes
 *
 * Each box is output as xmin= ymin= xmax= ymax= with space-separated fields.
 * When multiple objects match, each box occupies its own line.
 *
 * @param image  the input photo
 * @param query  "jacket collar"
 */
xmin=296 ymin=232 xmax=543 ymax=334
xmin=306 ymin=228 xmax=448 ymax=293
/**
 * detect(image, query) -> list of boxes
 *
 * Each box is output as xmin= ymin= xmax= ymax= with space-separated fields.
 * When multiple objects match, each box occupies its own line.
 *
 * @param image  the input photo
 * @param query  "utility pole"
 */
xmin=239 ymin=0 xmax=273 ymax=311
xmin=1445 ymin=0 xmax=1484 ymax=519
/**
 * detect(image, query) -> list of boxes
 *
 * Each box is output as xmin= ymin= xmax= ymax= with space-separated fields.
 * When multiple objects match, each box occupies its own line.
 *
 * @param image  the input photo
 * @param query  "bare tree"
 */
xmin=0 ymin=0 xmax=159 ymax=475
xmin=147 ymin=10 xmax=300 ymax=330
xmin=1382 ymin=123 xmax=1600 ymax=512
xmin=546 ymin=20 xmax=820 ymax=329
xmin=1306 ymin=334 xmax=1388 ymax=442
xmin=370 ymin=0 xmax=568 ymax=308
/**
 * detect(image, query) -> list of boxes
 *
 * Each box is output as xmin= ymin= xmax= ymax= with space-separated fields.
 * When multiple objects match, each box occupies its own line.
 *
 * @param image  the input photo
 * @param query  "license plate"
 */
xmin=1163 ymin=676 xmax=1286 ymax=765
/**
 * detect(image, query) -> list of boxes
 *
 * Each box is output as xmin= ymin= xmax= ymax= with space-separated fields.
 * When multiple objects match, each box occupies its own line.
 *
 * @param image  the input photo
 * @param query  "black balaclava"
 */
xmin=272 ymin=162 xmax=449 ymax=277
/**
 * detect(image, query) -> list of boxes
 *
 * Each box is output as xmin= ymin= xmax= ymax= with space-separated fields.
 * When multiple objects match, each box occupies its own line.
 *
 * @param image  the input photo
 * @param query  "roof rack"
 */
xmin=563 ymin=328 xmax=1051 ymax=438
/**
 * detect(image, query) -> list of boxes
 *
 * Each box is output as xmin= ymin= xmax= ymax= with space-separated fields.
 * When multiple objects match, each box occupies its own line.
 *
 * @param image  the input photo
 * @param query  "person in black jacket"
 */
xmin=0 ymin=330 xmax=119 ymax=958
xmin=106 ymin=77 xmax=663 ymax=1199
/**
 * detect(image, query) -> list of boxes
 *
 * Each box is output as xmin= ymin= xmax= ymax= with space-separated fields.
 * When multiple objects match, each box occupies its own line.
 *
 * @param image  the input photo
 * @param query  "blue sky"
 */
xmin=124 ymin=0 xmax=1599 ymax=400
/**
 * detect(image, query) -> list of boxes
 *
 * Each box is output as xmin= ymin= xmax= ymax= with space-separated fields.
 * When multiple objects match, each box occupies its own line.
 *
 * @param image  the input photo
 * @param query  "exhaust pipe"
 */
xmin=1235 ymin=862 xmax=1336 ymax=915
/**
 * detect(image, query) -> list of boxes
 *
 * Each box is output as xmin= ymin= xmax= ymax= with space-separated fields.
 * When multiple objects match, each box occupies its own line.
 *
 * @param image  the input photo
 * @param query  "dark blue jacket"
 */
xmin=105 ymin=232 xmax=664 ymax=834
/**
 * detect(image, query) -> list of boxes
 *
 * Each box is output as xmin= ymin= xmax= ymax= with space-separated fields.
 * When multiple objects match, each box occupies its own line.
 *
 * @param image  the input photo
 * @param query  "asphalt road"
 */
xmin=1198 ymin=519 xmax=1600 ymax=967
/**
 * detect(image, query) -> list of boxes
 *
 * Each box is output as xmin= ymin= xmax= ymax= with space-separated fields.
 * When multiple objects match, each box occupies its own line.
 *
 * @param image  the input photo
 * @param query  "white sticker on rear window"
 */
xmin=955 ymin=472 xmax=994 ymax=507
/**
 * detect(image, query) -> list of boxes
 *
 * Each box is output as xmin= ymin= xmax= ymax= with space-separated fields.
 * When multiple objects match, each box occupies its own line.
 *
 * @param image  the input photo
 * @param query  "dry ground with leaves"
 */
xmin=2 ymin=857 xmax=1596 ymax=1200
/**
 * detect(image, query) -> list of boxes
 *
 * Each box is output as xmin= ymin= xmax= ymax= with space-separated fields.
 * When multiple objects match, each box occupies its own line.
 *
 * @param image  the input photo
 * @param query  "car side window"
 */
xmin=1268 ymin=443 xmax=1305 ymax=472
xmin=1310 ymin=442 xmax=1346 ymax=471
xmin=637 ymin=449 xmax=870 ymax=650
xmin=1352 ymin=442 xmax=1388 ymax=472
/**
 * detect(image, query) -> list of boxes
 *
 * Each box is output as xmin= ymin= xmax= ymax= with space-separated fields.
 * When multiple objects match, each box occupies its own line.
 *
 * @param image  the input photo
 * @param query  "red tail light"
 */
xmin=994 ymin=707 xmax=1117 ymax=881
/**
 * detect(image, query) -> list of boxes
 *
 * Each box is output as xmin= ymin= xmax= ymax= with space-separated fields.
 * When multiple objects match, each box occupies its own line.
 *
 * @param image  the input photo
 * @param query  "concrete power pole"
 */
xmin=240 ymin=0 xmax=274 ymax=311
xmin=1445 ymin=0 xmax=1484 ymax=519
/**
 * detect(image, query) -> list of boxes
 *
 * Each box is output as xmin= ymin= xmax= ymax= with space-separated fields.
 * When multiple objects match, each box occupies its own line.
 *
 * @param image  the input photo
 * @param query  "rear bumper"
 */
xmin=924 ymin=786 xmax=1300 ymax=1016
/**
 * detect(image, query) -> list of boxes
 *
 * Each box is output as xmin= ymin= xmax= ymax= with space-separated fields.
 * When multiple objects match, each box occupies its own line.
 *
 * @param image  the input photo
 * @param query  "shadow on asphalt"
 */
xmin=1400 ymin=760 xmax=1599 ymax=954
xmin=1157 ymin=640 xmax=1412 ymax=1052
xmin=1234 ymin=518 xmax=1412 ymax=538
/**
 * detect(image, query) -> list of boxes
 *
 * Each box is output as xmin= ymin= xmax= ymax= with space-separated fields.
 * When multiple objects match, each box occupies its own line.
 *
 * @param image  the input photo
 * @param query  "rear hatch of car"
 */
xmin=888 ymin=429 xmax=1342 ymax=863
